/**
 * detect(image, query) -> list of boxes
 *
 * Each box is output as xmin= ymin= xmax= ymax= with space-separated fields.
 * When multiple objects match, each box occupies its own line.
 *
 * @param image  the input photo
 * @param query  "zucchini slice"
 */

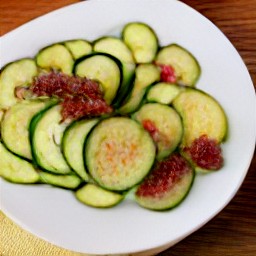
xmin=156 ymin=44 xmax=201 ymax=86
xmin=64 ymin=39 xmax=92 ymax=60
xmin=1 ymin=99 xmax=54 ymax=160
xmin=118 ymin=64 xmax=160 ymax=114
xmin=39 ymin=171 xmax=82 ymax=189
xmin=85 ymin=117 xmax=156 ymax=191
xmin=172 ymin=88 xmax=228 ymax=147
xmin=74 ymin=53 xmax=123 ymax=104
xmin=36 ymin=44 xmax=74 ymax=75
xmin=0 ymin=58 xmax=38 ymax=109
xmin=133 ymin=103 xmax=183 ymax=160
xmin=122 ymin=22 xmax=158 ymax=63
xmin=62 ymin=118 xmax=99 ymax=181
xmin=93 ymin=36 xmax=136 ymax=107
xmin=0 ymin=142 xmax=40 ymax=183
xmin=75 ymin=183 xmax=124 ymax=208
xmin=93 ymin=36 xmax=135 ymax=64
xmin=135 ymin=153 xmax=194 ymax=211
xmin=146 ymin=82 xmax=182 ymax=104
xmin=30 ymin=104 xmax=71 ymax=174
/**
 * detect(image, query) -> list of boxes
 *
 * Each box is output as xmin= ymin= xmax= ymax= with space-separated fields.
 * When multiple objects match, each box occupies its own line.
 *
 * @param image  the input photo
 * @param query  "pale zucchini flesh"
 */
xmin=85 ymin=117 xmax=156 ymax=191
xmin=0 ymin=142 xmax=40 ymax=183
xmin=0 ymin=58 xmax=38 ymax=109
xmin=64 ymin=39 xmax=92 ymax=60
xmin=133 ymin=103 xmax=183 ymax=160
xmin=1 ymin=99 xmax=52 ymax=160
xmin=75 ymin=183 xmax=124 ymax=208
xmin=36 ymin=44 xmax=74 ymax=75
xmin=30 ymin=104 xmax=71 ymax=174
xmin=93 ymin=36 xmax=136 ymax=107
xmin=146 ymin=82 xmax=182 ymax=104
xmin=122 ymin=22 xmax=158 ymax=63
xmin=118 ymin=64 xmax=160 ymax=114
xmin=62 ymin=118 xmax=99 ymax=181
xmin=172 ymin=88 xmax=228 ymax=147
xmin=39 ymin=171 xmax=82 ymax=189
xmin=74 ymin=53 xmax=122 ymax=104
xmin=156 ymin=44 xmax=201 ymax=86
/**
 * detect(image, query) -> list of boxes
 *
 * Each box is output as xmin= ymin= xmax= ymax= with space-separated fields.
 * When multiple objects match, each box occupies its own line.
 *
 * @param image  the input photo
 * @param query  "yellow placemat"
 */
xmin=0 ymin=211 xmax=85 ymax=256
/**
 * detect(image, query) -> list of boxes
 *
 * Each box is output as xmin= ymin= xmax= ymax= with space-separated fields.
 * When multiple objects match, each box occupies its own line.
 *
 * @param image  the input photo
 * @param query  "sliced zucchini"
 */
xmin=156 ymin=44 xmax=201 ymax=86
xmin=93 ymin=36 xmax=136 ymax=107
xmin=0 ymin=58 xmax=38 ymax=109
xmin=0 ymin=110 xmax=4 ymax=124
xmin=74 ymin=53 xmax=123 ymax=104
xmin=39 ymin=171 xmax=82 ymax=189
xmin=64 ymin=39 xmax=92 ymax=59
xmin=135 ymin=153 xmax=194 ymax=211
xmin=122 ymin=22 xmax=158 ymax=63
xmin=30 ymin=104 xmax=71 ymax=174
xmin=93 ymin=36 xmax=135 ymax=63
xmin=146 ymin=82 xmax=182 ymax=104
xmin=85 ymin=117 xmax=156 ymax=191
xmin=75 ymin=183 xmax=124 ymax=208
xmin=0 ymin=142 xmax=40 ymax=183
xmin=133 ymin=103 xmax=183 ymax=160
xmin=62 ymin=118 xmax=99 ymax=181
xmin=36 ymin=44 xmax=74 ymax=75
xmin=1 ymin=99 xmax=54 ymax=160
xmin=172 ymin=88 xmax=228 ymax=147
xmin=118 ymin=64 xmax=160 ymax=114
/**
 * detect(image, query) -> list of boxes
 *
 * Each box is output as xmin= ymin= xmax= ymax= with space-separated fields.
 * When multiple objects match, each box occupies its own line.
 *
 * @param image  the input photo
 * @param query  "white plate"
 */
xmin=1 ymin=0 xmax=255 ymax=255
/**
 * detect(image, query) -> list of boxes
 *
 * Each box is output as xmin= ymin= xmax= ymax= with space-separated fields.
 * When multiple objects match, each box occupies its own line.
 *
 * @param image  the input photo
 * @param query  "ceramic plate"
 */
xmin=1 ymin=0 xmax=255 ymax=255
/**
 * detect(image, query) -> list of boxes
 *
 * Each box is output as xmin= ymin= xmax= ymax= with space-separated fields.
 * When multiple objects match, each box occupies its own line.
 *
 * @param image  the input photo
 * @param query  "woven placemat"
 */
xmin=0 ymin=211 xmax=85 ymax=256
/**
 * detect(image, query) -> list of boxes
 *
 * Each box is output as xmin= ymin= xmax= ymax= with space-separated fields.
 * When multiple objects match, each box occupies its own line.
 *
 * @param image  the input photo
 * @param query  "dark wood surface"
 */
xmin=1 ymin=1 xmax=255 ymax=255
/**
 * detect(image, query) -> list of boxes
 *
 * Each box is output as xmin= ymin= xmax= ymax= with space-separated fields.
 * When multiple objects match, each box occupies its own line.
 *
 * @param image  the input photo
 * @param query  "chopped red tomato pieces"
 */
xmin=31 ymin=72 xmax=112 ymax=120
xmin=184 ymin=134 xmax=223 ymax=170
xmin=157 ymin=63 xmax=177 ymax=83
xmin=136 ymin=153 xmax=191 ymax=197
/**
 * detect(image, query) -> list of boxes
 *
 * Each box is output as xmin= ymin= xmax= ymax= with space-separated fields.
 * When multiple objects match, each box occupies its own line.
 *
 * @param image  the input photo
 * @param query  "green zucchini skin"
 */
xmin=85 ymin=117 xmax=156 ymax=191
xmin=0 ymin=142 xmax=40 ymax=184
xmin=29 ymin=104 xmax=71 ymax=175
xmin=0 ymin=58 xmax=38 ymax=109
xmin=73 ymin=52 xmax=123 ymax=105
xmin=62 ymin=118 xmax=99 ymax=181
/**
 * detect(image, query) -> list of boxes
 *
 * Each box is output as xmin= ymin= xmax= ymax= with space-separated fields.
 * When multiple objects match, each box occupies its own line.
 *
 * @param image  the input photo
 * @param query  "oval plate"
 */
xmin=1 ymin=0 xmax=255 ymax=255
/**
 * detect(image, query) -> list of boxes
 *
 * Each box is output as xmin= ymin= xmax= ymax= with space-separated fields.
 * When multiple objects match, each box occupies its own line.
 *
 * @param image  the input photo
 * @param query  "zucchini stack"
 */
xmin=0 ymin=22 xmax=228 ymax=211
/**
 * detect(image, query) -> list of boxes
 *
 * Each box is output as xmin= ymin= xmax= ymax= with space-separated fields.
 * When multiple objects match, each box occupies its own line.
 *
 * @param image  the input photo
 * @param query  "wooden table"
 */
xmin=1 ymin=1 xmax=255 ymax=255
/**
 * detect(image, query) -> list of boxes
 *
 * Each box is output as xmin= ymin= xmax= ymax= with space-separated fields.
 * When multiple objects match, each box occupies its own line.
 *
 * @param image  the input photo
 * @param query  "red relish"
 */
xmin=31 ymin=72 xmax=112 ymax=120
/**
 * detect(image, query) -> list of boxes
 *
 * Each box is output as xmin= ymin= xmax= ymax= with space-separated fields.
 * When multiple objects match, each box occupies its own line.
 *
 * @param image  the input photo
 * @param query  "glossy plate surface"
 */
xmin=1 ymin=0 xmax=255 ymax=255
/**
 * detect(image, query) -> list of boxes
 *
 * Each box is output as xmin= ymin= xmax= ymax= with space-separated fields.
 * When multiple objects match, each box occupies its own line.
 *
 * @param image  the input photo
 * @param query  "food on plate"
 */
xmin=0 ymin=22 xmax=228 ymax=211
